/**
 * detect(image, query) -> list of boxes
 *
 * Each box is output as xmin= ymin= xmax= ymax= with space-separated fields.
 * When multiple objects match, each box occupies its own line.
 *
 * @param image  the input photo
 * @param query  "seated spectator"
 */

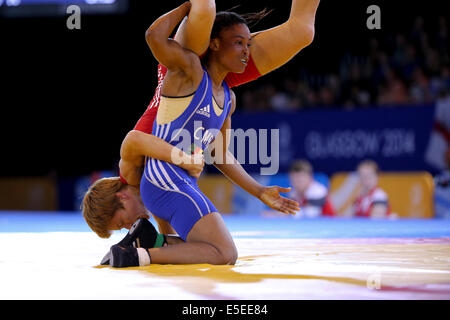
xmin=239 ymin=16 xmax=448 ymax=112
xmin=353 ymin=160 xmax=391 ymax=218
xmin=289 ymin=160 xmax=335 ymax=218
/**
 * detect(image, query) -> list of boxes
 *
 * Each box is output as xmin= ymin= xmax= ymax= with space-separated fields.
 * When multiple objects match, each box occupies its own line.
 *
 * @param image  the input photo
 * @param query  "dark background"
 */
xmin=0 ymin=0 xmax=442 ymax=177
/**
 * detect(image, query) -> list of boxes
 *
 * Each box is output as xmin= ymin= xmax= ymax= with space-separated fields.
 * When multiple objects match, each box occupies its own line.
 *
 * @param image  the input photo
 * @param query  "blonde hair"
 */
xmin=81 ymin=177 xmax=126 ymax=238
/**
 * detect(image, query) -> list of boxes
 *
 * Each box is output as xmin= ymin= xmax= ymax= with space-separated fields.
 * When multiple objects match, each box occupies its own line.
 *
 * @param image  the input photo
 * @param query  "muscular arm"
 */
xmin=174 ymin=0 xmax=215 ymax=55
xmin=250 ymin=0 xmax=320 ymax=75
xmin=119 ymin=130 xmax=203 ymax=186
xmin=145 ymin=2 xmax=197 ymax=71
xmin=145 ymin=1 xmax=203 ymax=97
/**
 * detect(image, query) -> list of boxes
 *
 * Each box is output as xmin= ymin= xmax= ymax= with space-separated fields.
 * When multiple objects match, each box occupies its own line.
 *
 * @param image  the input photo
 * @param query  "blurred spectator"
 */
xmin=428 ymin=91 xmax=450 ymax=219
xmin=239 ymin=16 xmax=449 ymax=111
xmin=378 ymin=68 xmax=410 ymax=105
xmin=288 ymin=159 xmax=335 ymax=218
xmin=425 ymin=94 xmax=450 ymax=170
xmin=434 ymin=169 xmax=450 ymax=219
xmin=409 ymin=67 xmax=433 ymax=104
xmin=353 ymin=160 xmax=391 ymax=218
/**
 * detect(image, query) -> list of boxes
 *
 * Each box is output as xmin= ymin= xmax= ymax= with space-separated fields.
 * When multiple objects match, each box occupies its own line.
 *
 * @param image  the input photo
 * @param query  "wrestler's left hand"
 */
xmin=258 ymin=186 xmax=300 ymax=215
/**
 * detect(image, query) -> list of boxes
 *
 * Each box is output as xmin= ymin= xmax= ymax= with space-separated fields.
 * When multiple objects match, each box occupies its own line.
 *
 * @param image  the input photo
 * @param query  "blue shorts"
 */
xmin=140 ymin=158 xmax=217 ymax=241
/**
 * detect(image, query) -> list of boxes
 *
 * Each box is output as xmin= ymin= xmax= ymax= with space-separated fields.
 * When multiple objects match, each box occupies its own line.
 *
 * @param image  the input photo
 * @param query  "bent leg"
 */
xmin=141 ymin=168 xmax=237 ymax=265
xmin=148 ymin=212 xmax=237 ymax=265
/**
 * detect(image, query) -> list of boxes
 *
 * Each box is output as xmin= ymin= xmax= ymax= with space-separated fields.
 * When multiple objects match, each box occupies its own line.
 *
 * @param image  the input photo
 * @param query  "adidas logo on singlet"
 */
xmin=196 ymin=104 xmax=211 ymax=118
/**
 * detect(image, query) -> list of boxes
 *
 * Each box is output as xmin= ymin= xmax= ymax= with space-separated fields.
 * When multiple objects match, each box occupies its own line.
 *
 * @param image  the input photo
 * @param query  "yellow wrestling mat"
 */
xmin=1 ymin=232 xmax=449 ymax=300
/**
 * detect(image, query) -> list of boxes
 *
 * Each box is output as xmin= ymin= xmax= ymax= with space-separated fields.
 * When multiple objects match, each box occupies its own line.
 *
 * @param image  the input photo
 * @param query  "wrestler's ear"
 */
xmin=209 ymin=38 xmax=220 ymax=52
xmin=116 ymin=190 xmax=129 ymax=201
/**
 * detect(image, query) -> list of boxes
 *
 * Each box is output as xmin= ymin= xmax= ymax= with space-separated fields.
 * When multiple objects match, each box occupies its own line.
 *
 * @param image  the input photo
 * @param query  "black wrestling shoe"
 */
xmin=110 ymin=245 xmax=151 ymax=268
xmin=100 ymin=218 xmax=164 ymax=265
xmin=118 ymin=218 xmax=160 ymax=248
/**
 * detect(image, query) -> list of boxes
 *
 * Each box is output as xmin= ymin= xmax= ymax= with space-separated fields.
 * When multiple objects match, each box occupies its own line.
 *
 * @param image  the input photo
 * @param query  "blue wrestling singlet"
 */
xmin=140 ymin=67 xmax=232 ymax=240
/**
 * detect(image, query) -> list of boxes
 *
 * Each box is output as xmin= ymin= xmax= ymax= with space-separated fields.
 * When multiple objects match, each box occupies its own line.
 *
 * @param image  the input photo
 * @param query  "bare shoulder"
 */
xmin=168 ymin=45 xmax=203 ymax=79
xmin=230 ymin=88 xmax=236 ymax=100
xmin=162 ymin=47 xmax=204 ymax=96
xmin=229 ymin=89 xmax=237 ymax=115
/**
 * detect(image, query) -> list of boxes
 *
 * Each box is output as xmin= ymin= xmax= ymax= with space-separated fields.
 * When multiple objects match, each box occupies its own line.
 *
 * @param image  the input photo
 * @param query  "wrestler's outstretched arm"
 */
xmin=210 ymin=91 xmax=300 ymax=215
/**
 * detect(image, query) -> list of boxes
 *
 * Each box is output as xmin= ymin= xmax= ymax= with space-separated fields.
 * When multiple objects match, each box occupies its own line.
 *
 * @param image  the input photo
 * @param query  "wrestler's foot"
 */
xmin=110 ymin=245 xmax=151 ymax=268
xmin=100 ymin=218 xmax=165 ymax=265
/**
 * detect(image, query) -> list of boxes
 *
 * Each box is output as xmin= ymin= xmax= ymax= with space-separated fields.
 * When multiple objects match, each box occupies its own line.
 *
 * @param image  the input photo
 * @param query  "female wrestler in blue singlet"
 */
xmin=110 ymin=2 xmax=300 ymax=267
xmin=142 ymin=66 xmax=232 ymax=241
